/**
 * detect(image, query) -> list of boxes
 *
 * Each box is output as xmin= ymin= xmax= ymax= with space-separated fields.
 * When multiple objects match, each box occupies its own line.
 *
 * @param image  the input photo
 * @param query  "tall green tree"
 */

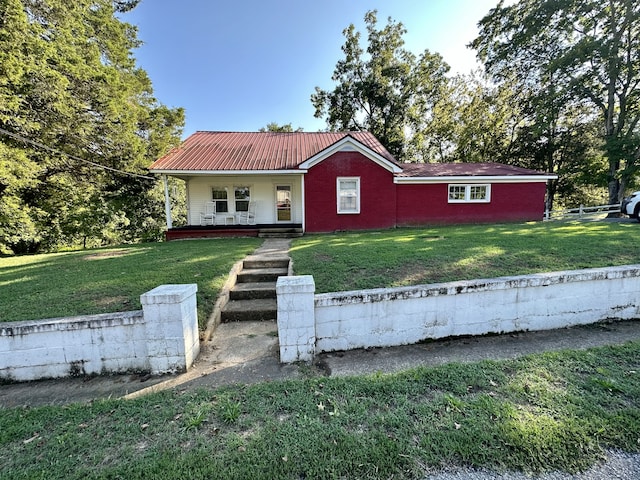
xmin=472 ymin=0 xmax=640 ymax=204
xmin=0 ymin=0 xmax=184 ymax=253
xmin=311 ymin=10 xmax=450 ymax=161
xmin=413 ymin=72 xmax=524 ymax=164
xmin=511 ymin=97 xmax=606 ymax=211
xmin=259 ymin=122 xmax=303 ymax=132
xmin=420 ymin=67 xmax=605 ymax=210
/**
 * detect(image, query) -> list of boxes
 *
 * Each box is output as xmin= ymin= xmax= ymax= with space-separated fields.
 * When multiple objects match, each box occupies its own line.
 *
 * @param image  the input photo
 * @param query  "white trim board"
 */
xmin=150 ymin=169 xmax=306 ymax=176
xmin=395 ymin=175 xmax=557 ymax=184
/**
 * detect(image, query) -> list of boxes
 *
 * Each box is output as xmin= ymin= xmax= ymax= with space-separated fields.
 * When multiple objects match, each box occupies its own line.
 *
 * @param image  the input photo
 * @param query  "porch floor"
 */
xmin=165 ymin=224 xmax=303 ymax=240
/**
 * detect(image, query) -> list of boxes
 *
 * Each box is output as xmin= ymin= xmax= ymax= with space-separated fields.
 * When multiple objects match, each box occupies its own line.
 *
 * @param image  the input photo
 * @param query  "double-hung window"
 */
xmin=212 ymin=187 xmax=229 ymax=212
xmin=337 ymin=177 xmax=360 ymax=214
xmin=448 ymin=184 xmax=491 ymax=203
xmin=234 ymin=186 xmax=250 ymax=212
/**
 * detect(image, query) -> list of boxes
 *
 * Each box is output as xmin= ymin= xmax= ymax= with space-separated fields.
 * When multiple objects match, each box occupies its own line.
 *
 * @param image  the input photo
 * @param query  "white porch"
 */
xmin=161 ymin=174 xmax=304 ymax=229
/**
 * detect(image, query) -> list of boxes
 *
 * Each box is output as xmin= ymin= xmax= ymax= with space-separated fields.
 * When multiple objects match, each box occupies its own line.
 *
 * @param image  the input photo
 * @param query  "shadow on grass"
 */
xmin=291 ymin=222 xmax=640 ymax=293
xmin=0 ymin=238 xmax=261 ymax=325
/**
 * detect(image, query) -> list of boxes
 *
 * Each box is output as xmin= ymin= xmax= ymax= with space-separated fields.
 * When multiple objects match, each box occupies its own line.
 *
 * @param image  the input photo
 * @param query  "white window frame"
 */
xmin=337 ymin=177 xmax=360 ymax=214
xmin=211 ymin=187 xmax=229 ymax=212
xmin=234 ymin=185 xmax=251 ymax=212
xmin=448 ymin=184 xmax=491 ymax=203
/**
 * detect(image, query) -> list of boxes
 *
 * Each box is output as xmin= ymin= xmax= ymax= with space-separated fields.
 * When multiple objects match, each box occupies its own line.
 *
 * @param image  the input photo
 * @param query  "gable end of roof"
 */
xmin=298 ymin=135 xmax=402 ymax=173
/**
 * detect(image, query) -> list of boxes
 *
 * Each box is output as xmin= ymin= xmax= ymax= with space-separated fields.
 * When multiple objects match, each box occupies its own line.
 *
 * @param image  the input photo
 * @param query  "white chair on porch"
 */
xmin=236 ymin=201 xmax=257 ymax=225
xmin=199 ymin=201 xmax=216 ymax=225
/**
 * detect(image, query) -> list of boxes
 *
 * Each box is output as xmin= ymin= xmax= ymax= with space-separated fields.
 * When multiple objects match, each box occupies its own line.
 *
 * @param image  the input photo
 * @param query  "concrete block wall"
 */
xmin=0 ymin=284 xmax=199 ymax=382
xmin=276 ymin=276 xmax=316 ymax=363
xmin=140 ymin=284 xmax=200 ymax=373
xmin=277 ymin=265 xmax=640 ymax=362
xmin=0 ymin=311 xmax=147 ymax=381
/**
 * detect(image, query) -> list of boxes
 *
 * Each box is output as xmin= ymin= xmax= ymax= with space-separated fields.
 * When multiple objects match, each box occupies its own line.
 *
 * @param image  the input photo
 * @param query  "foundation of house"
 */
xmin=165 ymin=224 xmax=303 ymax=240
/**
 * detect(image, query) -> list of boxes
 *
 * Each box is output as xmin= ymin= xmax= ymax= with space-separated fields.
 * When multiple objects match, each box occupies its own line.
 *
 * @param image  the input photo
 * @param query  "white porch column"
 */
xmin=162 ymin=175 xmax=173 ymax=230
xmin=300 ymin=174 xmax=306 ymax=233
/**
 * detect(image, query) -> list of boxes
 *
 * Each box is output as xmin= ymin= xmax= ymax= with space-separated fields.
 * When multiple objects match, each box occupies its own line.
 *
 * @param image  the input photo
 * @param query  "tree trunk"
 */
xmin=545 ymin=178 xmax=557 ymax=214
xmin=605 ymin=132 xmax=622 ymax=205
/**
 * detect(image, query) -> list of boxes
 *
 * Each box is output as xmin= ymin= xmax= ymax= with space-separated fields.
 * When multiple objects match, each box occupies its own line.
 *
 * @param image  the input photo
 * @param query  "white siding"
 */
xmin=185 ymin=175 xmax=303 ymax=225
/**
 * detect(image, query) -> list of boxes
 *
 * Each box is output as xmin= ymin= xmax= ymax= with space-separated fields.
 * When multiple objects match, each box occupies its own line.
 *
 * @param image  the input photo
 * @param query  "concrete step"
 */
xmin=229 ymin=282 xmax=277 ymax=300
xmin=237 ymin=267 xmax=288 ymax=283
xmin=259 ymin=233 xmax=304 ymax=238
xmin=258 ymin=228 xmax=304 ymax=238
xmin=243 ymin=255 xmax=290 ymax=270
xmin=221 ymin=299 xmax=277 ymax=322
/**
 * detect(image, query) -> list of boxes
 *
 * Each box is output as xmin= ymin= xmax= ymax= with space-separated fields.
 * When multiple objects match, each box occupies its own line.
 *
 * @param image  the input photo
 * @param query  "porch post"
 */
xmin=300 ymin=174 xmax=305 ymax=233
xmin=162 ymin=175 xmax=173 ymax=230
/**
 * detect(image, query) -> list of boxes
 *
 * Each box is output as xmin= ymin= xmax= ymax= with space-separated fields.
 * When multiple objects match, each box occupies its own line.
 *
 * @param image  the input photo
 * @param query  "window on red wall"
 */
xmin=448 ymin=184 xmax=491 ymax=203
xmin=337 ymin=177 xmax=360 ymax=214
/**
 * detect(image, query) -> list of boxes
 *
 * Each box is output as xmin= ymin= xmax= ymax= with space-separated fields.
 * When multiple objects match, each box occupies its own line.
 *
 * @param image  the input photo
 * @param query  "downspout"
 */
xmin=162 ymin=174 xmax=173 ymax=230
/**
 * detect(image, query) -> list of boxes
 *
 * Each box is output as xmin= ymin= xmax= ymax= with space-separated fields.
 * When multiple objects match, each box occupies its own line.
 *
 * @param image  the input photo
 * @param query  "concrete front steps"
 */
xmin=258 ymin=227 xmax=303 ymax=238
xmin=221 ymin=254 xmax=290 ymax=322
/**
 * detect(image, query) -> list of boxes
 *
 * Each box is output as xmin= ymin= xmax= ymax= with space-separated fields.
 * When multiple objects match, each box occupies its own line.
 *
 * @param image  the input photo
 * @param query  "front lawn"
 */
xmin=4 ymin=221 xmax=635 ymax=324
xmin=1 ymin=341 xmax=639 ymax=479
xmin=0 ymin=238 xmax=261 ymax=327
xmin=290 ymin=221 xmax=640 ymax=293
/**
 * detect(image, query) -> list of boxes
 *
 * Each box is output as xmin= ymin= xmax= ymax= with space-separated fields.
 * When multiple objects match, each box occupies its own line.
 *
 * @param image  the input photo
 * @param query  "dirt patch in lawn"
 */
xmin=387 ymin=263 xmax=431 ymax=286
xmin=83 ymin=249 xmax=130 ymax=261
xmin=94 ymin=295 xmax=133 ymax=309
xmin=313 ymin=253 xmax=334 ymax=262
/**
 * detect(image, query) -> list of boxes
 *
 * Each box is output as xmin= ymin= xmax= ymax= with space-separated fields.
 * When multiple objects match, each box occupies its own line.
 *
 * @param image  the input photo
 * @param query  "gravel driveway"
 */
xmin=423 ymin=450 xmax=640 ymax=479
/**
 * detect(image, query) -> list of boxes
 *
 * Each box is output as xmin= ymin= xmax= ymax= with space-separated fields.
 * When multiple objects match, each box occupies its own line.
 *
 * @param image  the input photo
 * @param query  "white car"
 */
xmin=621 ymin=191 xmax=640 ymax=221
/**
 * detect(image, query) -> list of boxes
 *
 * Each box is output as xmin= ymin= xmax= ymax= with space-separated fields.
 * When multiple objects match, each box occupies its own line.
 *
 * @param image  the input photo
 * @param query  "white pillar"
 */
xmin=276 ymin=276 xmax=316 ymax=363
xmin=140 ymin=284 xmax=199 ymax=373
xmin=162 ymin=175 xmax=173 ymax=230
xmin=300 ymin=174 xmax=306 ymax=233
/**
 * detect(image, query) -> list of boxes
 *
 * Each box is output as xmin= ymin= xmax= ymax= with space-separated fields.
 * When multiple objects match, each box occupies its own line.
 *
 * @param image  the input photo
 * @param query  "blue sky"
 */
xmin=123 ymin=0 xmax=502 ymax=138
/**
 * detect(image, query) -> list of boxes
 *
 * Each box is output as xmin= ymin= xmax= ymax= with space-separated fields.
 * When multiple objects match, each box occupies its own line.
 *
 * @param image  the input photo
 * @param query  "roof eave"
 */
xmin=394 ymin=174 xmax=558 ymax=184
xmin=149 ymin=169 xmax=307 ymax=176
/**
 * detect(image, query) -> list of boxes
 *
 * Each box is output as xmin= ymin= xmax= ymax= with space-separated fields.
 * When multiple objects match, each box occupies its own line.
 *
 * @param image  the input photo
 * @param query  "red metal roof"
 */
xmin=396 ymin=162 xmax=551 ymax=177
xmin=149 ymin=131 xmax=397 ymax=172
xmin=150 ymin=132 xmax=552 ymax=178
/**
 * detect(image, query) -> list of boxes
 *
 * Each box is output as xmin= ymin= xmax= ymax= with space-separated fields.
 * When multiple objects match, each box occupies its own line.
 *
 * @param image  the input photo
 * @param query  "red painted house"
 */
xmin=149 ymin=131 xmax=555 ymax=238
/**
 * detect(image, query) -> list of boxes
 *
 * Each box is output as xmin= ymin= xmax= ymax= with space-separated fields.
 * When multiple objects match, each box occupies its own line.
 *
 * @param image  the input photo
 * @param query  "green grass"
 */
xmin=0 ymin=238 xmax=261 ymax=327
xmin=290 ymin=221 xmax=640 ymax=293
xmin=1 ymin=342 xmax=639 ymax=479
xmin=3 ymin=221 xmax=637 ymax=323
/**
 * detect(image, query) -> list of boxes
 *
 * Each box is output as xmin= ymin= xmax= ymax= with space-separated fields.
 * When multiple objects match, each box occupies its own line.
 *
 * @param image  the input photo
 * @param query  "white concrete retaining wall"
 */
xmin=0 ymin=284 xmax=199 ymax=382
xmin=277 ymin=265 xmax=640 ymax=363
xmin=276 ymin=275 xmax=316 ymax=362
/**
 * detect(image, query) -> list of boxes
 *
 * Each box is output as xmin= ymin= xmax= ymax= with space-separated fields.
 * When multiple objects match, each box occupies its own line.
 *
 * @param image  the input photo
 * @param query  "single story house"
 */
xmin=149 ymin=131 xmax=556 ymax=238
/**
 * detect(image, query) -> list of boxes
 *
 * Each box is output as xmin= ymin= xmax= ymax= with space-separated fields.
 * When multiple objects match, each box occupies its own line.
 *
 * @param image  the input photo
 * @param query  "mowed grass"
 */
xmin=1 ymin=341 xmax=639 ymax=479
xmin=0 ymin=238 xmax=261 ymax=327
xmin=291 ymin=221 xmax=640 ymax=293
xmin=2 ymin=221 xmax=637 ymax=323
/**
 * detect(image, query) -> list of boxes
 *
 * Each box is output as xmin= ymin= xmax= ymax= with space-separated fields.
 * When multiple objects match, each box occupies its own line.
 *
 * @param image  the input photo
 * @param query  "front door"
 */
xmin=275 ymin=185 xmax=292 ymax=222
